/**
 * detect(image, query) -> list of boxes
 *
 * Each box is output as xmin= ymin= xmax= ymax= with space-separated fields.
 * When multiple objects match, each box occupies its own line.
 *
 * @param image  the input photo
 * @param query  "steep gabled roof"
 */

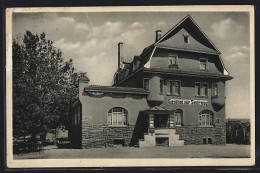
xmin=154 ymin=15 xmax=220 ymax=54
xmin=114 ymin=15 xmax=231 ymax=86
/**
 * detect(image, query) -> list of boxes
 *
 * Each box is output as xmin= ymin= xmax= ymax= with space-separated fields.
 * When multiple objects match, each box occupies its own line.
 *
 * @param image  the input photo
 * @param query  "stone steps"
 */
xmin=139 ymin=129 xmax=184 ymax=147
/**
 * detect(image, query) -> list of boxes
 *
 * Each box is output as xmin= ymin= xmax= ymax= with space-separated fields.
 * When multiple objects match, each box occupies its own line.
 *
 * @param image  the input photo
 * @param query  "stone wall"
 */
xmin=82 ymin=120 xmax=135 ymax=149
xmin=175 ymin=124 xmax=226 ymax=145
xmin=81 ymin=120 xmax=226 ymax=148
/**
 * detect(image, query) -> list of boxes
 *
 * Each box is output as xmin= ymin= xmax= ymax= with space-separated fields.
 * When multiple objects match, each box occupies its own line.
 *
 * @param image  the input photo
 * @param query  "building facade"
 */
xmin=69 ymin=15 xmax=233 ymax=149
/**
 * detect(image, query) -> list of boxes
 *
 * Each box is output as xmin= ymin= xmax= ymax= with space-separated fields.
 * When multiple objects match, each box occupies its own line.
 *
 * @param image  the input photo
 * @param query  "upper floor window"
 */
xmin=195 ymin=82 xmax=208 ymax=97
xmin=166 ymin=80 xmax=181 ymax=95
xmin=198 ymin=110 xmax=214 ymax=126
xmin=174 ymin=81 xmax=181 ymax=95
xmin=169 ymin=55 xmax=178 ymax=68
xmin=108 ymin=107 xmax=128 ymax=126
xmin=184 ymin=36 xmax=190 ymax=43
xmin=212 ymin=83 xmax=218 ymax=97
xmin=166 ymin=81 xmax=173 ymax=94
xmin=183 ymin=33 xmax=190 ymax=44
xmin=201 ymin=83 xmax=208 ymax=96
xmin=195 ymin=82 xmax=201 ymax=96
xmin=143 ymin=78 xmax=149 ymax=91
xmin=160 ymin=79 xmax=164 ymax=94
xmin=200 ymin=58 xmax=208 ymax=70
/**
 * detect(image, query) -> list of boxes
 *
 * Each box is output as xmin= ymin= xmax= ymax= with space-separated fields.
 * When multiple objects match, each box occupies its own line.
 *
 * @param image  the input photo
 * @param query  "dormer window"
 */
xmin=200 ymin=58 xmax=208 ymax=70
xmin=169 ymin=55 xmax=178 ymax=68
xmin=183 ymin=34 xmax=190 ymax=44
xmin=143 ymin=78 xmax=150 ymax=91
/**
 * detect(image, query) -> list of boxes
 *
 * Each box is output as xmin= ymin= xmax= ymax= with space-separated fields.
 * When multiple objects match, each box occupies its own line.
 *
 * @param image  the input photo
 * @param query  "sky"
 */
xmin=12 ymin=12 xmax=251 ymax=119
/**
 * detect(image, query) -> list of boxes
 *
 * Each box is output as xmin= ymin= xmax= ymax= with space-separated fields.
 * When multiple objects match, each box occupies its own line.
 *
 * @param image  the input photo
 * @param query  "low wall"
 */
xmin=82 ymin=120 xmax=135 ymax=149
xmin=81 ymin=120 xmax=226 ymax=148
xmin=175 ymin=124 xmax=226 ymax=145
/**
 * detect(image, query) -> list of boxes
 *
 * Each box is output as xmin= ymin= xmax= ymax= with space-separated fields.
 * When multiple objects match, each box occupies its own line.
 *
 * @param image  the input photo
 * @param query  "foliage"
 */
xmin=13 ymin=31 xmax=81 ymax=140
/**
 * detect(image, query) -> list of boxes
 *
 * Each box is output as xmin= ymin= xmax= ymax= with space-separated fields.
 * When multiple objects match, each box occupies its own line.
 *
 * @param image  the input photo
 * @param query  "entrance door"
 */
xmin=154 ymin=114 xmax=170 ymax=128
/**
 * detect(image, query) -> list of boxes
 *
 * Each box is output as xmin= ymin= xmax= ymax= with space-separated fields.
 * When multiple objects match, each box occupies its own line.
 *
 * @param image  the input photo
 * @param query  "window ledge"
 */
xmin=167 ymin=94 xmax=181 ymax=97
xmin=199 ymin=125 xmax=214 ymax=127
xmin=108 ymin=125 xmax=128 ymax=127
xmin=195 ymin=95 xmax=208 ymax=98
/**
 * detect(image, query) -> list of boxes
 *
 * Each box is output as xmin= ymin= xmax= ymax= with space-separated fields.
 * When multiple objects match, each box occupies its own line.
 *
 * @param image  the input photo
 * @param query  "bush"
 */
xmin=13 ymin=141 xmax=43 ymax=154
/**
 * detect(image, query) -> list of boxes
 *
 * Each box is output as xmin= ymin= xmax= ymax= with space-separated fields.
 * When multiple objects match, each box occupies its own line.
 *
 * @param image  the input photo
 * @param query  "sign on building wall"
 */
xmin=168 ymin=99 xmax=208 ymax=106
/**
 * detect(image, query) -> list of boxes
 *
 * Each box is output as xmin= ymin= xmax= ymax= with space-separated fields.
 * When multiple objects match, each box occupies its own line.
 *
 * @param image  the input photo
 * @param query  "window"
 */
xmin=183 ymin=33 xmax=190 ymax=43
xmin=198 ymin=110 xmax=214 ymax=126
xmin=203 ymin=138 xmax=212 ymax=144
xmin=160 ymin=79 xmax=164 ymax=94
xmin=184 ymin=36 xmax=189 ymax=43
xmin=201 ymin=83 xmax=208 ymax=96
xmin=166 ymin=80 xmax=181 ymax=95
xmin=208 ymin=138 xmax=212 ymax=144
xmin=166 ymin=80 xmax=173 ymax=94
xmin=169 ymin=55 xmax=178 ymax=68
xmin=212 ymin=83 xmax=218 ymax=97
xmin=195 ymin=82 xmax=201 ymax=96
xmin=108 ymin=107 xmax=128 ymax=126
xmin=200 ymin=59 xmax=208 ymax=70
xmin=143 ymin=78 xmax=149 ymax=91
xmin=195 ymin=82 xmax=208 ymax=97
xmin=174 ymin=109 xmax=183 ymax=126
xmin=174 ymin=81 xmax=181 ymax=95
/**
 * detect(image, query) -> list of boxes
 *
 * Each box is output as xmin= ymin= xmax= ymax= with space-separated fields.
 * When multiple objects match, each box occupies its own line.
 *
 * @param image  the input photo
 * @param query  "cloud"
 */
xmin=211 ymin=18 xmax=245 ymax=39
xmin=229 ymin=45 xmax=249 ymax=53
xmin=157 ymin=21 xmax=167 ymax=28
xmin=75 ymin=52 xmax=117 ymax=85
xmin=227 ymin=45 xmax=249 ymax=61
xmin=131 ymin=22 xmax=143 ymax=28
xmin=75 ymin=23 xmax=90 ymax=31
xmin=55 ymin=17 xmax=75 ymax=24
xmin=51 ymin=20 xmax=148 ymax=85
xmin=53 ymin=38 xmax=81 ymax=52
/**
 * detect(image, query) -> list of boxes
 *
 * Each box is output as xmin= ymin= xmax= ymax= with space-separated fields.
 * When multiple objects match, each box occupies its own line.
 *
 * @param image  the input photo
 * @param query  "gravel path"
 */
xmin=13 ymin=144 xmax=251 ymax=159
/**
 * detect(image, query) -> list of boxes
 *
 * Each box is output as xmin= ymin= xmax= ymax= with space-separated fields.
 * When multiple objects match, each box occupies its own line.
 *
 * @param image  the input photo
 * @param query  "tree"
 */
xmin=13 ymin=31 xmax=81 ymax=141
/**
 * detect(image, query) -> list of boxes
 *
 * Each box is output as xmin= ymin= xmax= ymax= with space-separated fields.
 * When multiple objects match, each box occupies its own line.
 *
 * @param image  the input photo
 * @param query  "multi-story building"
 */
xmin=69 ymin=15 xmax=233 ymax=149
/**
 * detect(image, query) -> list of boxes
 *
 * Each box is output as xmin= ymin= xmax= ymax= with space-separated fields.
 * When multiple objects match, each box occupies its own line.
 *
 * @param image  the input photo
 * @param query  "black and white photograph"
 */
xmin=5 ymin=6 xmax=255 ymax=167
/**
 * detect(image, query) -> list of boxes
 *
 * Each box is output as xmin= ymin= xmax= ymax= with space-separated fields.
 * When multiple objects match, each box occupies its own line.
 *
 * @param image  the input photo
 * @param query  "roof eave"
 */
xmin=155 ymin=45 xmax=220 ymax=55
xmin=143 ymin=68 xmax=233 ymax=80
xmin=84 ymin=88 xmax=149 ymax=95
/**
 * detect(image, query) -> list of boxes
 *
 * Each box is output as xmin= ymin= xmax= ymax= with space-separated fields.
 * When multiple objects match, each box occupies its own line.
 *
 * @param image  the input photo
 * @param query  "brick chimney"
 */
xmin=155 ymin=30 xmax=162 ymax=42
xmin=78 ymin=72 xmax=89 ymax=97
xmin=118 ymin=42 xmax=123 ymax=69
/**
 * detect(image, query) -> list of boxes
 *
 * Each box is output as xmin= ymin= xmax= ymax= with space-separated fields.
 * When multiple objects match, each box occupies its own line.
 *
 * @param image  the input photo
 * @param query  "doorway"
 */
xmin=154 ymin=114 xmax=170 ymax=128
